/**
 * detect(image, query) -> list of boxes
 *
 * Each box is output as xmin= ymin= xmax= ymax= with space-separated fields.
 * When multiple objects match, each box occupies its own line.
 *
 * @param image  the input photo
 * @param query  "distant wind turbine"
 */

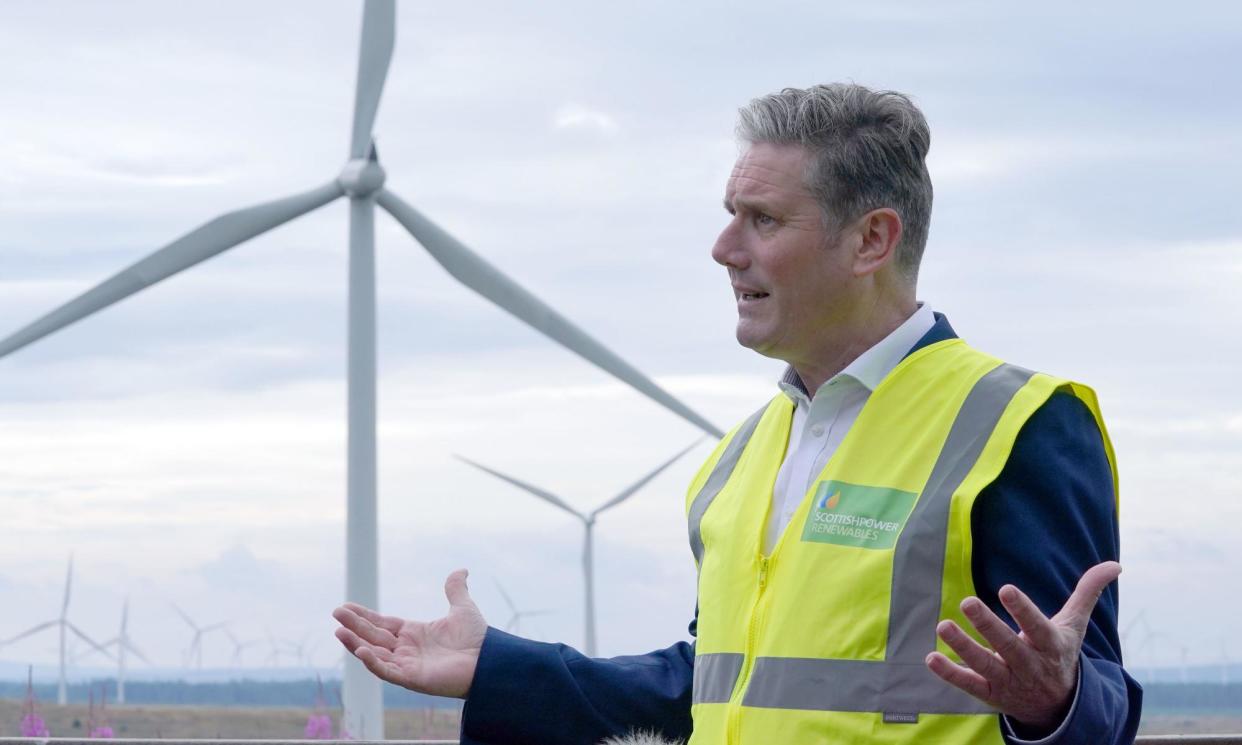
xmin=0 ymin=557 xmax=112 ymax=704
xmin=264 ymin=628 xmax=285 ymax=668
xmin=494 ymin=580 xmax=552 ymax=636
xmin=458 ymin=439 xmax=702 ymax=655
xmin=73 ymin=598 xmax=151 ymax=704
xmin=0 ymin=1 xmax=720 ymax=736
xmin=224 ymin=629 xmax=262 ymax=667
xmin=280 ymin=633 xmax=316 ymax=669
xmin=170 ymin=605 xmax=227 ymax=669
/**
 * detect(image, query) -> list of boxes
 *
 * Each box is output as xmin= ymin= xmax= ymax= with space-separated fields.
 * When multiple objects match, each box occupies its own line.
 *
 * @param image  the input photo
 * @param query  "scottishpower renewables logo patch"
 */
xmin=800 ymin=480 xmax=919 ymax=549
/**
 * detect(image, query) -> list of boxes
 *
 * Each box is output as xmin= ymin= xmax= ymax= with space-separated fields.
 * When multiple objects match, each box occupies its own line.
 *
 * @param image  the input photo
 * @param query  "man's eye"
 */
xmin=755 ymin=213 xmax=776 ymax=226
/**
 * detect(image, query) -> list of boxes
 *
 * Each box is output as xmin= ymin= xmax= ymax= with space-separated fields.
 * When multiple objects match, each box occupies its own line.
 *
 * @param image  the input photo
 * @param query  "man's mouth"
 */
xmin=739 ymin=291 xmax=769 ymax=301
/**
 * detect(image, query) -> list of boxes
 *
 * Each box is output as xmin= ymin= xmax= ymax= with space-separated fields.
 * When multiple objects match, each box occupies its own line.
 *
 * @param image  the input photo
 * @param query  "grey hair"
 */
xmin=598 ymin=731 xmax=683 ymax=745
xmin=736 ymin=83 xmax=933 ymax=282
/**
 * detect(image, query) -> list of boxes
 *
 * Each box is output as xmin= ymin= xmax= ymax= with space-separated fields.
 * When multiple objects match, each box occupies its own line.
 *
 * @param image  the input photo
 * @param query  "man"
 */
xmin=333 ymin=83 xmax=1141 ymax=744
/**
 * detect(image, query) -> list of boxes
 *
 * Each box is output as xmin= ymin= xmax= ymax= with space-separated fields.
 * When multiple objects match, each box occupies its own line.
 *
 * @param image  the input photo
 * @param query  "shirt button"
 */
xmin=810 ymin=424 xmax=825 ymax=437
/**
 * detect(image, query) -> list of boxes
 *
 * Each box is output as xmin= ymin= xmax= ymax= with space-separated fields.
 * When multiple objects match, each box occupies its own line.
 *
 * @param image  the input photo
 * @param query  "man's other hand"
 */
xmin=332 ymin=568 xmax=487 ymax=699
xmin=925 ymin=561 xmax=1122 ymax=733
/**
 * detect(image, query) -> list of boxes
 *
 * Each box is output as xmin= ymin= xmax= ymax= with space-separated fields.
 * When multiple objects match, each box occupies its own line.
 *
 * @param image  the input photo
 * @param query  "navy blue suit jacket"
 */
xmin=458 ymin=315 xmax=1142 ymax=745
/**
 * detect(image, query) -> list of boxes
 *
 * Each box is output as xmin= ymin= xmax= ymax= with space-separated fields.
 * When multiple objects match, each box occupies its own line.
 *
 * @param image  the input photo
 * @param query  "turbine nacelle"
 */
xmin=338 ymin=145 xmax=386 ymax=198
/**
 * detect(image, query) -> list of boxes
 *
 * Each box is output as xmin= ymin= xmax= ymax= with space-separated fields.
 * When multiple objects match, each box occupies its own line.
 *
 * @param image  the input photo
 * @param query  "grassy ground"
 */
xmin=1139 ymin=715 xmax=1242 ymax=735
xmin=0 ymin=699 xmax=462 ymax=739
xmin=2 ymin=699 xmax=1239 ymax=739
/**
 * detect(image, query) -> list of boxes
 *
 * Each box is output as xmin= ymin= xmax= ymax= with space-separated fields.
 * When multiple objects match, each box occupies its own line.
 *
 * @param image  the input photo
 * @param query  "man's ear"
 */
xmin=853 ymin=208 xmax=903 ymax=278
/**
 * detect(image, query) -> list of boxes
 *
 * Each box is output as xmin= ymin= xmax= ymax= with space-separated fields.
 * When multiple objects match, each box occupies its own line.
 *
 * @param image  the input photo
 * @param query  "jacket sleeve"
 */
xmin=459 ymin=627 xmax=695 ymax=745
xmin=971 ymin=391 xmax=1143 ymax=745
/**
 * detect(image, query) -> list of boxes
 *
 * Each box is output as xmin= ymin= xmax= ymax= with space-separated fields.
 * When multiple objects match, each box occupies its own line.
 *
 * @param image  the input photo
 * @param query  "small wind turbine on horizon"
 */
xmin=224 ymin=628 xmax=262 ymax=667
xmin=0 ymin=1 xmax=721 ymax=736
xmin=0 ymin=557 xmax=112 ymax=705
xmin=494 ymin=580 xmax=552 ymax=636
xmin=170 ymin=604 xmax=227 ymax=669
xmin=72 ymin=598 xmax=151 ymax=705
xmin=458 ymin=439 xmax=703 ymax=656
xmin=279 ymin=633 xmax=319 ymax=669
xmin=264 ymin=628 xmax=286 ymax=668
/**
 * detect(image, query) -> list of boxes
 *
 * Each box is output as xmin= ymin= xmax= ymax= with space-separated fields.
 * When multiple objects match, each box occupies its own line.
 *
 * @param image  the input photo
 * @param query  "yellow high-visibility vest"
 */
xmin=684 ymin=339 xmax=1117 ymax=744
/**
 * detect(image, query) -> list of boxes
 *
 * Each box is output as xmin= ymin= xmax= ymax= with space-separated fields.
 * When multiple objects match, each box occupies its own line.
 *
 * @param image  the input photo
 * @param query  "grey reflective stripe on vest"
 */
xmin=694 ymin=653 xmax=745 ymax=704
xmin=690 ymin=363 xmax=1035 ymax=716
xmin=880 ymin=362 xmax=1035 ymax=716
xmin=688 ymin=405 xmax=767 ymax=568
xmin=741 ymin=658 xmax=994 ymax=714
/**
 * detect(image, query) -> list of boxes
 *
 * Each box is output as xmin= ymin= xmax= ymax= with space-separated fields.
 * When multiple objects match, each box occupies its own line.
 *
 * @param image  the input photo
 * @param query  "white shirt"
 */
xmin=764 ymin=302 xmax=936 ymax=554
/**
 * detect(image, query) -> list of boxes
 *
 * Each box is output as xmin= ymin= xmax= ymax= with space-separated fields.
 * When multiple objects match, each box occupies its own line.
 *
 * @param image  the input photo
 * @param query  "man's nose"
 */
xmin=711 ymin=220 xmax=747 ymax=269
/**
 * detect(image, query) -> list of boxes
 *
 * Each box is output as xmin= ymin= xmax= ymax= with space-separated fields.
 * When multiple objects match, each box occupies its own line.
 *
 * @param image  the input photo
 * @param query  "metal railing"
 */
xmin=1137 ymin=740 xmax=1242 ymax=745
xmin=3 ymin=737 xmax=1242 ymax=744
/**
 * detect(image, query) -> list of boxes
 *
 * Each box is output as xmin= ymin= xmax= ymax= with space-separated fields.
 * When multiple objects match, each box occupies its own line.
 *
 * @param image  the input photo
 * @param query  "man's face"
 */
xmin=711 ymin=143 xmax=856 ymax=364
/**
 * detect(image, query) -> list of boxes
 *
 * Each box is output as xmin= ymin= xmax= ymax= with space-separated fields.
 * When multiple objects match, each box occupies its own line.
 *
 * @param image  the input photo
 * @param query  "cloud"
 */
xmin=191 ymin=543 xmax=289 ymax=593
xmin=552 ymin=104 xmax=620 ymax=135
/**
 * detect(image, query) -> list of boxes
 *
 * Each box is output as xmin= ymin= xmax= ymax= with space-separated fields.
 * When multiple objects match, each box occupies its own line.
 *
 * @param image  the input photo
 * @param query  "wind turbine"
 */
xmin=72 ymin=598 xmax=151 ymax=705
xmin=170 ymin=605 xmax=226 ymax=669
xmin=224 ymin=629 xmax=262 ymax=667
xmin=458 ymin=439 xmax=702 ymax=655
xmin=0 ymin=1 xmax=720 ymax=737
xmin=1 ymin=557 xmax=112 ymax=705
xmin=280 ymin=632 xmax=316 ymax=669
xmin=494 ymin=580 xmax=552 ymax=636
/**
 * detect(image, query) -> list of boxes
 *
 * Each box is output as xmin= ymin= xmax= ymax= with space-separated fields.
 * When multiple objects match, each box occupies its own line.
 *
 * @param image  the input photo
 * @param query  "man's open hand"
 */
xmin=332 ymin=568 xmax=487 ymax=699
xmin=925 ymin=561 xmax=1122 ymax=732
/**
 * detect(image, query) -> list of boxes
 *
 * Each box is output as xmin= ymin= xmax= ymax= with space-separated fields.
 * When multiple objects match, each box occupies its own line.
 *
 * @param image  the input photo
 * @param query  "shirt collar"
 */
xmin=779 ymin=302 xmax=937 ymax=402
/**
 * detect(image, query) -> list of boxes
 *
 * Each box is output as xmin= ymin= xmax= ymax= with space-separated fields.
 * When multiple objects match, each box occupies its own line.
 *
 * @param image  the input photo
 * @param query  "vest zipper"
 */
xmin=728 ymin=554 xmax=771 ymax=745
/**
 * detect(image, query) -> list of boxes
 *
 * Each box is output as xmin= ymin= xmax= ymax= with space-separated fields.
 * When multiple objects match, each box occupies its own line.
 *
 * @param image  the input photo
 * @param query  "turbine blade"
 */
xmin=0 ymin=181 xmax=344 ymax=360
xmin=593 ymin=437 xmax=705 ymax=517
xmin=349 ymin=0 xmax=396 ymax=159
xmin=493 ymin=580 xmax=517 ymax=614
xmin=66 ymin=623 xmax=115 ymax=659
xmin=61 ymin=555 xmax=74 ymax=616
xmin=169 ymin=603 xmax=199 ymax=631
xmin=123 ymin=639 xmax=152 ymax=665
xmin=2 ymin=620 xmax=58 ymax=645
xmin=454 ymin=454 xmax=582 ymax=520
xmin=375 ymin=189 xmax=724 ymax=438
xmin=75 ymin=638 xmax=118 ymax=662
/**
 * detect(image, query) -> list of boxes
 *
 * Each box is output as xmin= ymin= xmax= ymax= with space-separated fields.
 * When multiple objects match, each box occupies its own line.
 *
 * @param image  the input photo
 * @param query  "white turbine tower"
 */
xmin=0 ymin=2 xmax=720 ymax=737
xmin=108 ymin=598 xmax=150 ymax=705
xmin=0 ymin=557 xmax=112 ymax=705
xmin=458 ymin=439 xmax=702 ymax=656
xmin=170 ymin=605 xmax=226 ymax=669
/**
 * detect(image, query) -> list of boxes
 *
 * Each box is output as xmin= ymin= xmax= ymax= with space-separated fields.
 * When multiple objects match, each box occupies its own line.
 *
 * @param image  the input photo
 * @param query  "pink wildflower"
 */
xmin=20 ymin=713 xmax=50 ymax=738
xmin=88 ymin=684 xmax=114 ymax=738
xmin=20 ymin=666 xmax=50 ymax=737
xmin=304 ymin=714 xmax=334 ymax=739
xmin=303 ymin=675 xmax=334 ymax=739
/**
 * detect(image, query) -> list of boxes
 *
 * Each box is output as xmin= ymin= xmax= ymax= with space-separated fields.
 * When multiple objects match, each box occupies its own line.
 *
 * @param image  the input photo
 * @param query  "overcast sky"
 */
xmin=1 ymin=0 xmax=1239 ymax=684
